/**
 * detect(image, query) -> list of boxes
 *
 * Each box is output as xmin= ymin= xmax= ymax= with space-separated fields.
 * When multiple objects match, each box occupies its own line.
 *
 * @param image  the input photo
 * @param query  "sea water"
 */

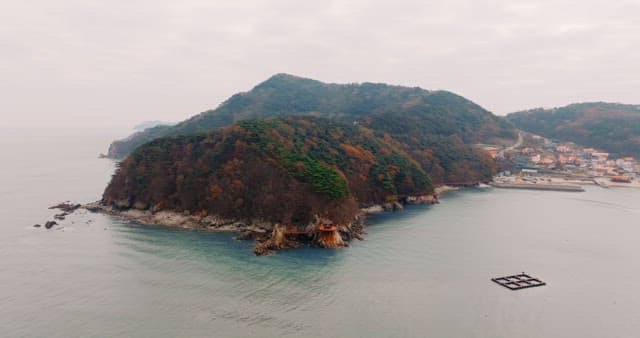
xmin=2 ymin=126 xmax=640 ymax=337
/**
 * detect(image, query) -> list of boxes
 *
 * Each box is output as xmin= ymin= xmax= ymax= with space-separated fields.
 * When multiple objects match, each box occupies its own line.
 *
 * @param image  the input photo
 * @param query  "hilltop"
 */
xmin=107 ymin=74 xmax=516 ymax=159
xmin=507 ymin=102 xmax=640 ymax=158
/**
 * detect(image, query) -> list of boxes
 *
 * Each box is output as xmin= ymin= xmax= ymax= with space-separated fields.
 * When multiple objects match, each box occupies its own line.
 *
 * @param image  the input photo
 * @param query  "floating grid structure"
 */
xmin=491 ymin=273 xmax=546 ymax=290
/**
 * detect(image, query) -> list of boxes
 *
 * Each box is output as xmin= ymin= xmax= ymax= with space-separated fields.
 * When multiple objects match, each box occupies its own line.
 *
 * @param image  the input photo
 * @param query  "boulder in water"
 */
xmin=49 ymin=202 xmax=81 ymax=213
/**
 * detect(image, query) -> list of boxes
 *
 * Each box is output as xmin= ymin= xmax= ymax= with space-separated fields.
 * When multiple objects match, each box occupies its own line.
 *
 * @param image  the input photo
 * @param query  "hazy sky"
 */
xmin=2 ymin=0 xmax=639 ymax=127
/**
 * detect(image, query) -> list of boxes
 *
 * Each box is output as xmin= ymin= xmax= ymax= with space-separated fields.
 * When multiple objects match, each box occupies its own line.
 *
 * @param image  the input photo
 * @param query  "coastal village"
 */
xmin=486 ymin=133 xmax=640 ymax=190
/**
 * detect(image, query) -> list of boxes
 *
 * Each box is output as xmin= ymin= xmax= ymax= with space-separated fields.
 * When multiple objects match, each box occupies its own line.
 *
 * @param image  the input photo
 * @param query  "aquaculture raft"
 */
xmin=492 ymin=273 xmax=546 ymax=290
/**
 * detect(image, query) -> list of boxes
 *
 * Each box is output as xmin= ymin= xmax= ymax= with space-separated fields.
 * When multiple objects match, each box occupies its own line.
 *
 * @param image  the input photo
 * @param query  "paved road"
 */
xmin=499 ymin=131 xmax=523 ymax=157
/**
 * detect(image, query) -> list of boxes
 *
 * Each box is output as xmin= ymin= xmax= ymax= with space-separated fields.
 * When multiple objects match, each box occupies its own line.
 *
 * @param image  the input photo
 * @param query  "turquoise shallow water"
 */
xmin=2 ymin=127 xmax=640 ymax=337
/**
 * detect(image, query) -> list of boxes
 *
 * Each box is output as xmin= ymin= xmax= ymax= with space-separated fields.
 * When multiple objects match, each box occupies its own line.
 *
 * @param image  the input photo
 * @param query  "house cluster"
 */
xmin=499 ymin=136 xmax=639 ymax=180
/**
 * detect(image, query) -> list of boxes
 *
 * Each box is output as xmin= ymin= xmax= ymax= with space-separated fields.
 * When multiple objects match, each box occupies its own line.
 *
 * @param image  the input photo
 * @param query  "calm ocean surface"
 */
xmin=2 ymin=126 xmax=640 ymax=337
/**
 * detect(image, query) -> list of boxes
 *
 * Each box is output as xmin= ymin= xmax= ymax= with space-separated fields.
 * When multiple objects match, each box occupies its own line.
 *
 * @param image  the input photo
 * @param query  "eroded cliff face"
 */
xmin=316 ymin=228 xmax=345 ymax=248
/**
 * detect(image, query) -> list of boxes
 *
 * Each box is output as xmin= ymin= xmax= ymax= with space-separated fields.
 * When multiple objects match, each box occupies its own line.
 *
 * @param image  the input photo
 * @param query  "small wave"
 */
xmin=572 ymin=198 xmax=638 ymax=213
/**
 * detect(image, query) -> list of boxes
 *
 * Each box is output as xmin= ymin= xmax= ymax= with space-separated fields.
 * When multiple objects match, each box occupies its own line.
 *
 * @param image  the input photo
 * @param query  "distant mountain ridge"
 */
xmin=507 ymin=102 xmax=640 ymax=158
xmin=107 ymin=73 xmax=516 ymax=159
xmin=133 ymin=121 xmax=175 ymax=131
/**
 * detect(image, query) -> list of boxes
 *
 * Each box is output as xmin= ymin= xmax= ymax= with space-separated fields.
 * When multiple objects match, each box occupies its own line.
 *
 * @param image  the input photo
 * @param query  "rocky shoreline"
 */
xmin=44 ymin=188 xmax=453 ymax=255
xmin=84 ymin=201 xmax=368 ymax=255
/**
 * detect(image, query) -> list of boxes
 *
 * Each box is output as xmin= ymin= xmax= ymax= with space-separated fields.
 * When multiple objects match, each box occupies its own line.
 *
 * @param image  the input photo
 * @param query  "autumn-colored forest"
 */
xmin=105 ymin=117 xmax=429 ymax=224
xmin=103 ymin=74 xmax=516 ymax=225
xmin=103 ymin=115 xmax=497 ymax=225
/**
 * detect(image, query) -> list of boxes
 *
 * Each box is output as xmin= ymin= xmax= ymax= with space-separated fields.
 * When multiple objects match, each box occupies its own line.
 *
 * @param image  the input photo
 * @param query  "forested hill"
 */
xmin=507 ymin=102 xmax=640 ymax=158
xmin=107 ymin=74 xmax=516 ymax=158
xmin=103 ymin=116 xmax=434 ymax=225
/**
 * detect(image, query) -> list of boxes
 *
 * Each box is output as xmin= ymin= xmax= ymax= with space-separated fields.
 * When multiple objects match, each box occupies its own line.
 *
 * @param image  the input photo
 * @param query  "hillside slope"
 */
xmin=103 ymin=116 xmax=433 ymax=225
xmin=508 ymin=102 xmax=640 ymax=158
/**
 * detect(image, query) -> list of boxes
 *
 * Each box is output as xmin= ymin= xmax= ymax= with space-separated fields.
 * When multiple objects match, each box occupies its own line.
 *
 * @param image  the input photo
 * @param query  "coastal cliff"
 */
xmin=102 ymin=116 xmax=442 ymax=253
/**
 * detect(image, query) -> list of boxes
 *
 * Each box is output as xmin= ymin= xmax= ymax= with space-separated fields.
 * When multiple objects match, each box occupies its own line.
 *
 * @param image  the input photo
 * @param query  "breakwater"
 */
xmin=490 ymin=182 xmax=585 ymax=192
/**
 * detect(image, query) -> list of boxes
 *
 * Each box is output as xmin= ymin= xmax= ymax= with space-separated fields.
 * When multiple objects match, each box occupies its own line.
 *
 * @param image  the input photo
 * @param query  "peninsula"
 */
xmin=99 ymin=74 xmax=518 ymax=254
